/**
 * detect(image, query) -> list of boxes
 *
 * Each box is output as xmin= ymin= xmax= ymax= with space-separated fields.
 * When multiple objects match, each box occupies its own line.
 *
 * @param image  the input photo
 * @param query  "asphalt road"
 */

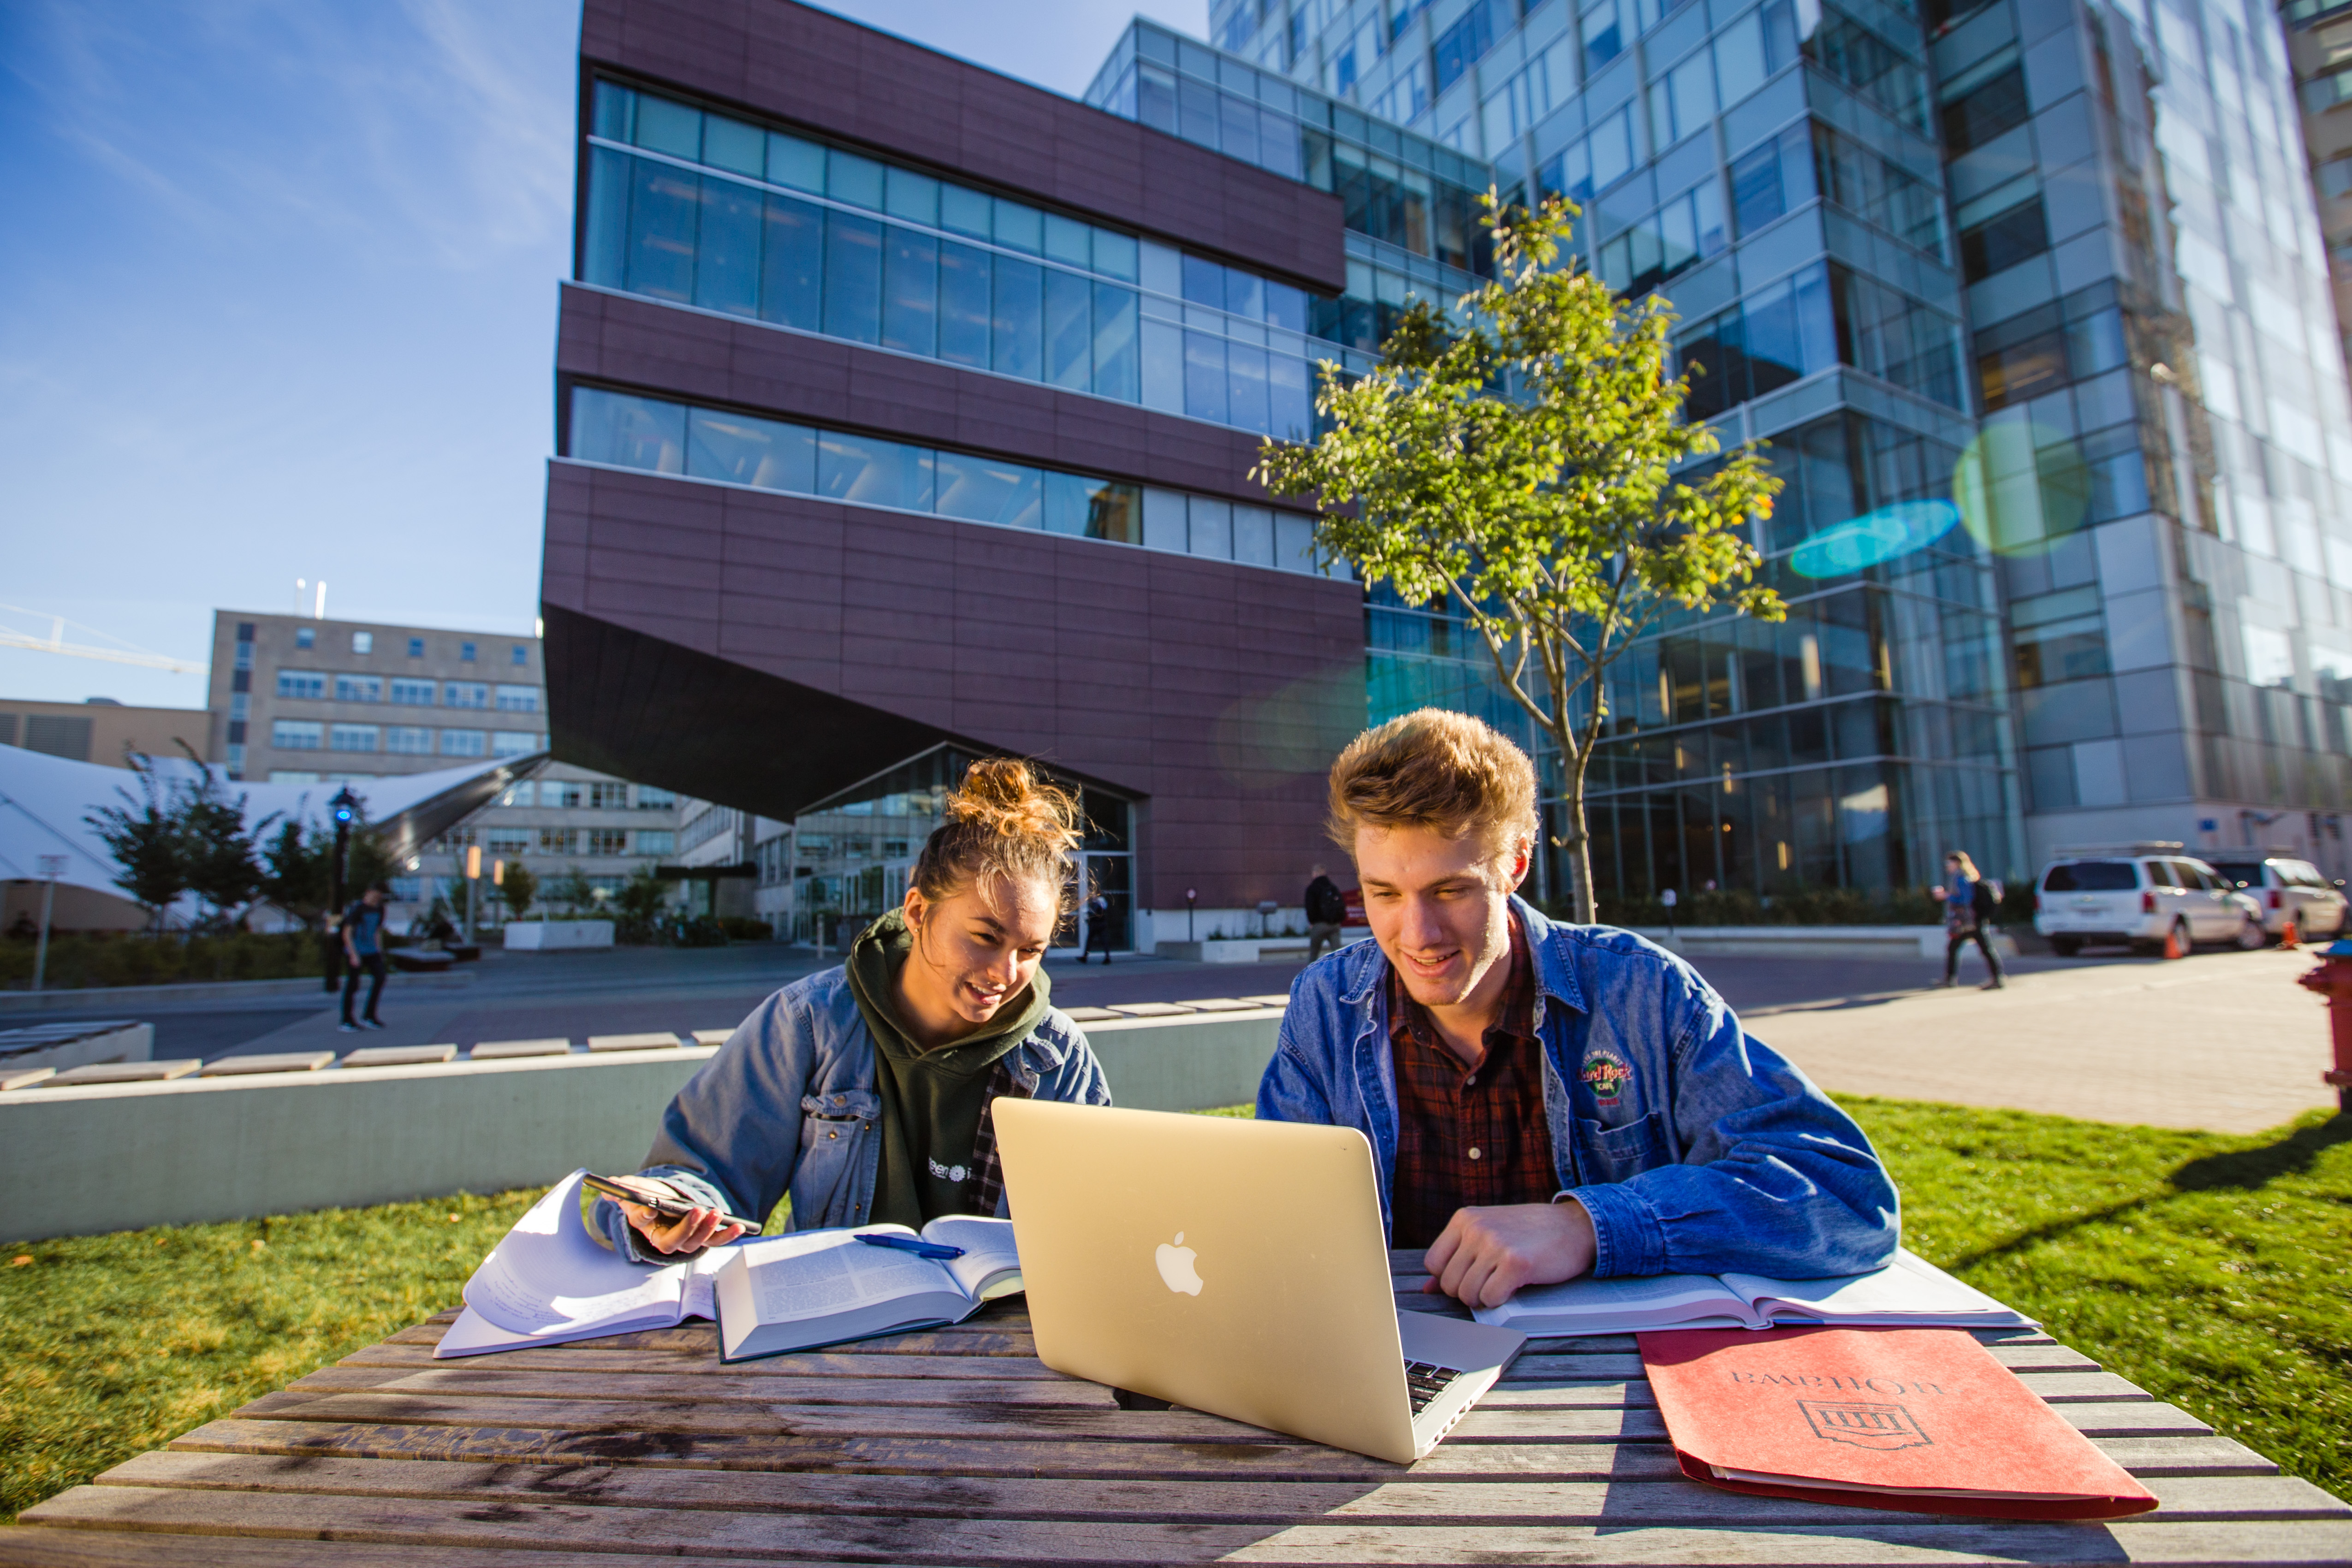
xmin=5 ymin=935 xmax=2338 ymax=1132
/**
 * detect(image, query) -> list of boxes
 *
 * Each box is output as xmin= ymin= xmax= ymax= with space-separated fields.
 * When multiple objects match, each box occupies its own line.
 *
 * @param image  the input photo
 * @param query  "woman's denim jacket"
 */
xmin=595 ymin=966 xmax=1111 ymax=1263
xmin=1256 ymin=898 xmax=1900 ymax=1280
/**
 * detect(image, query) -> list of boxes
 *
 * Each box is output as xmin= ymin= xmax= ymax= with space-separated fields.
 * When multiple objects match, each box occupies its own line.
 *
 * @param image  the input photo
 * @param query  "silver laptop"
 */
xmin=992 ymin=1099 xmax=1526 ymax=1464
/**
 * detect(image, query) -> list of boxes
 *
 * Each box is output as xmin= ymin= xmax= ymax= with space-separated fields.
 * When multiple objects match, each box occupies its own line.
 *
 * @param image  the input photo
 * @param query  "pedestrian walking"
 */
xmin=1081 ymin=890 xmax=1114 ymax=964
xmin=339 ymin=884 xmax=392 ymax=1032
xmin=1935 ymin=851 xmax=2004 ymax=991
xmin=1304 ymin=862 xmax=1347 ymax=962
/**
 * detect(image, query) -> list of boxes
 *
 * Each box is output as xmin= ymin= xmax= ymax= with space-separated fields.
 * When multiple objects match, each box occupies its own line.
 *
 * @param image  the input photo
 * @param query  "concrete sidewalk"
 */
xmin=1738 ymin=944 xmax=2339 ymax=1134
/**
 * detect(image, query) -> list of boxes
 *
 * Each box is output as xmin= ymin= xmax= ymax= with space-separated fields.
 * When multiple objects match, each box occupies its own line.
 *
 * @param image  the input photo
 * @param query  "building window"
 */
xmin=272 ymin=719 xmax=323 ymax=749
xmin=234 ymin=641 xmax=254 ymax=671
xmin=496 ymin=780 xmax=535 ymax=807
xmin=444 ymin=682 xmax=489 ymax=709
xmin=461 ymin=641 xmax=477 ymax=662
xmin=407 ymin=637 xmax=426 ymax=657
xmin=229 ymin=693 xmax=249 ymax=721
xmin=336 ymin=674 xmax=382 ymax=702
xmin=585 ymin=828 xmax=630 ymax=855
xmin=491 ymin=731 xmax=538 ymax=757
xmin=270 ymin=769 xmax=321 ymax=783
xmin=390 ymin=678 xmax=435 ymax=705
xmin=577 ymin=80 xmax=1391 ymax=439
xmin=488 ymin=827 xmax=532 ymax=854
xmin=440 ymin=729 xmax=487 ymax=757
xmin=386 ymin=726 xmax=434 ymax=754
xmin=352 ymin=631 xmax=374 ymax=654
xmin=635 ymin=785 xmax=678 ymax=809
xmin=538 ymin=827 xmax=577 ymax=855
xmin=511 ymin=644 xmax=529 ymax=665
xmin=567 ymin=387 xmax=1327 ymax=575
xmin=585 ymin=781 xmax=627 ymax=808
xmin=226 ymin=743 xmax=246 ymax=775
xmin=236 ymin=621 xmax=255 ymax=643
xmin=495 ymin=684 xmax=541 ymax=713
xmin=1958 ymin=196 xmax=2049 ymax=285
xmin=296 ymin=627 xmax=315 ymax=649
xmin=389 ymin=876 xmax=423 ymax=903
xmin=330 ymin=724 xmax=379 ymax=752
xmin=277 ymin=670 xmax=325 ymax=700
xmin=635 ymin=829 xmax=677 ymax=855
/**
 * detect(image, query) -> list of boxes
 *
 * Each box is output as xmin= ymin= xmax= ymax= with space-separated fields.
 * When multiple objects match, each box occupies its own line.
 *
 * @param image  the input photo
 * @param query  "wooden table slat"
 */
xmin=24 ymin=1484 xmax=2352 ymax=1565
xmin=90 ymin=1451 xmax=2352 ymax=1526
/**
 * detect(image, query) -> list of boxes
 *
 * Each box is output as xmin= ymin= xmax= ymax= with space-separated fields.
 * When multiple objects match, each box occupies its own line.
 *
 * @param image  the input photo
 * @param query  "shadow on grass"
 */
xmin=2169 ymin=1114 xmax=2352 ymax=1192
xmin=1941 ymin=1112 xmax=2351 ymax=1271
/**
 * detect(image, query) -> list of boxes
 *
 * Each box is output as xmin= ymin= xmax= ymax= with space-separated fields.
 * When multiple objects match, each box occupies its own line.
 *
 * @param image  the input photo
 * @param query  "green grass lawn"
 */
xmin=3 ymin=1097 xmax=2347 ymax=1523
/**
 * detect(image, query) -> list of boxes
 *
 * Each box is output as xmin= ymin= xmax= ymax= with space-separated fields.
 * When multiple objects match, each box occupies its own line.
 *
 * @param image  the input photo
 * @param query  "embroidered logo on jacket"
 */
xmin=1579 ymin=1047 xmax=1633 ymax=1107
xmin=927 ymin=1158 xmax=971 ymax=1183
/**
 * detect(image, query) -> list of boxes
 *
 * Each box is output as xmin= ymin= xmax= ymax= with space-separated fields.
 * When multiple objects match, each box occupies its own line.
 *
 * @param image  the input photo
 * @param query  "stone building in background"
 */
xmin=202 ymin=611 xmax=679 ymax=928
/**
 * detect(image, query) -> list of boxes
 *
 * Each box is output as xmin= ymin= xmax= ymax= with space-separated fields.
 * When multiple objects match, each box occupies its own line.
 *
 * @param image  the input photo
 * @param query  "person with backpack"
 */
xmin=1936 ymin=851 xmax=2005 ymax=991
xmin=1080 ymin=889 xmax=1114 ymax=963
xmin=339 ymin=883 xmax=393 ymax=1031
xmin=1304 ymin=862 xmax=1347 ymax=962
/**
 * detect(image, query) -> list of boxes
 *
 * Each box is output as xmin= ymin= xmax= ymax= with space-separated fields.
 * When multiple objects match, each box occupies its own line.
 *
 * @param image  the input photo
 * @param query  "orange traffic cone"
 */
xmin=2162 ymin=924 xmax=2186 ymax=960
xmin=2282 ymin=919 xmax=2299 ymax=950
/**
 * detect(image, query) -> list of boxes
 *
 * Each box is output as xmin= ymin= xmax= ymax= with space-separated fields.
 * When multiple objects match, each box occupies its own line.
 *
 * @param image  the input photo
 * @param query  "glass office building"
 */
xmin=1134 ymin=0 xmax=2352 ymax=895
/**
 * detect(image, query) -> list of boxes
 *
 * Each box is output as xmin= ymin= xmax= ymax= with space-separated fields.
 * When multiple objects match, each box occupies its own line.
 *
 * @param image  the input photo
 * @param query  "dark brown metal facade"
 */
xmin=545 ymin=0 xmax=1367 ymax=913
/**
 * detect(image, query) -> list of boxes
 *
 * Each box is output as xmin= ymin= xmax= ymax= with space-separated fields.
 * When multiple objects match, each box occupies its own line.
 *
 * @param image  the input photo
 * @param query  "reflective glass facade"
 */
xmin=1194 ymin=0 xmax=2352 ymax=890
xmin=564 ymin=386 xmax=1339 ymax=577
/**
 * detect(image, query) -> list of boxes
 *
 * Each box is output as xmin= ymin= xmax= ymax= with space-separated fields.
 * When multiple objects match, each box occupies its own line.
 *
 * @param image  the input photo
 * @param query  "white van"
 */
xmin=2033 ymin=845 xmax=2265 ymax=957
xmin=2203 ymin=855 xmax=2347 ymax=943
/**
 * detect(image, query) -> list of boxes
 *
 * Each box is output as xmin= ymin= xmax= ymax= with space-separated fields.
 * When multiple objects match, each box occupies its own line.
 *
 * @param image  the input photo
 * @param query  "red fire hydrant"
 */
xmin=2293 ymin=938 xmax=2352 ymax=1114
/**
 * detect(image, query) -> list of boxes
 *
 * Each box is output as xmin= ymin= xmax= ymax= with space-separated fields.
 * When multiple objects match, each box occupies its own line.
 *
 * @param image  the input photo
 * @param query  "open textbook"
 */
xmin=1472 ymin=1247 xmax=2033 ymax=1338
xmin=434 ymin=1170 xmax=1022 ymax=1360
xmin=435 ymin=1170 xmax=738 ymax=1358
xmin=712 ymin=1216 xmax=1022 ymax=1362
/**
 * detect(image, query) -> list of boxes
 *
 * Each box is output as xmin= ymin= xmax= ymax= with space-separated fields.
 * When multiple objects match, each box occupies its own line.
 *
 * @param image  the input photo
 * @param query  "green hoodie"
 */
xmin=844 ymin=909 xmax=1050 ymax=1228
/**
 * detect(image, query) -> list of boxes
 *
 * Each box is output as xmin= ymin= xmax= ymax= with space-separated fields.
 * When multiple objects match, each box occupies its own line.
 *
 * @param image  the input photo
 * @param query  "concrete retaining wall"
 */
xmin=1627 ymin=925 xmax=2015 ymax=962
xmin=0 ymin=969 xmax=476 ymax=1015
xmin=0 ymin=1010 xmax=1283 ymax=1240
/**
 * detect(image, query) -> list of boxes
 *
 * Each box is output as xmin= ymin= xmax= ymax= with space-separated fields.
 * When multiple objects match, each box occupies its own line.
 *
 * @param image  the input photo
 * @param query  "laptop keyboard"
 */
xmin=1405 ymin=1360 xmax=1465 ymax=1417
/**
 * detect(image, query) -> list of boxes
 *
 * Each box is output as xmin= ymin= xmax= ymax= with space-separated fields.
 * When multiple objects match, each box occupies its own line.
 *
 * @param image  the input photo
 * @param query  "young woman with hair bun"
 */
xmin=597 ymin=758 xmax=1112 ymax=1262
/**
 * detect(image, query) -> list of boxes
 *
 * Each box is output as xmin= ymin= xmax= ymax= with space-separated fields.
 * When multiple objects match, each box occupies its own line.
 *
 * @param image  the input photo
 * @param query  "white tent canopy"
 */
xmin=0 ymin=742 xmax=546 ymax=917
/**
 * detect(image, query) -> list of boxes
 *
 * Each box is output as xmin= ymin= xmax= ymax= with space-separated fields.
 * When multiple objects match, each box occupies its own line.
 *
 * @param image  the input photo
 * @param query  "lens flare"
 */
xmin=1953 ymin=420 xmax=2090 ymax=557
xmin=1787 ymin=500 xmax=1961 ymax=579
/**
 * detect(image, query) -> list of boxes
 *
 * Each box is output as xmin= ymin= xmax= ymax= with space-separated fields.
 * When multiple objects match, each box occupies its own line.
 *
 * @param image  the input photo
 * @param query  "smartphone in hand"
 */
xmin=582 ymin=1172 xmax=764 ymax=1235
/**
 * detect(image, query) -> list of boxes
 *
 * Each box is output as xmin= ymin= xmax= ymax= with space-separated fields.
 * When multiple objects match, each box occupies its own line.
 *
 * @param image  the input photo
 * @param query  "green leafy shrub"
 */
xmin=0 ymin=932 xmax=326 ymax=991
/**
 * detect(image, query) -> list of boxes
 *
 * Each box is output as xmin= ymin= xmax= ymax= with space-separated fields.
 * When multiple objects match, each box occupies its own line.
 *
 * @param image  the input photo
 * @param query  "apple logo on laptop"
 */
xmin=1155 ymin=1231 xmax=1203 ymax=1296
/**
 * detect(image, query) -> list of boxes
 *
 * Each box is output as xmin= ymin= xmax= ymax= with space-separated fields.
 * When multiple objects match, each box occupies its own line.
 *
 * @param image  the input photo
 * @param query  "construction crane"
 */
xmin=0 ymin=605 xmax=202 ymax=674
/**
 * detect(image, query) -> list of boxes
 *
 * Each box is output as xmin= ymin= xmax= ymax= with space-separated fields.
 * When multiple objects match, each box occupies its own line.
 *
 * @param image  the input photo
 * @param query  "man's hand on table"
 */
xmin=1422 ymin=1199 xmax=1597 ymax=1309
xmin=618 ymin=1200 xmax=743 ymax=1255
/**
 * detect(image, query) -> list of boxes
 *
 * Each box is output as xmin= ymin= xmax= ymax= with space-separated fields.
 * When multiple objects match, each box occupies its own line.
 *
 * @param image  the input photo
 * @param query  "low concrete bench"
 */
xmin=0 ymin=1005 xmax=1287 ymax=1240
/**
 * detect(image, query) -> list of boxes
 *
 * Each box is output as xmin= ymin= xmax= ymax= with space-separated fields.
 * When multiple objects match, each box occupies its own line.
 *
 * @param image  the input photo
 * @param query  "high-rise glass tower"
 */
xmin=1093 ymin=0 xmax=2352 ymax=897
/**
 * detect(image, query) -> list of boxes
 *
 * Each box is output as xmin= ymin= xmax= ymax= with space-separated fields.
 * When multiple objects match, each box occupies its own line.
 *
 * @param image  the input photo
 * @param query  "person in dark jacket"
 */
xmin=1304 ymin=863 xmax=1346 ymax=962
xmin=339 ymin=884 xmax=392 ymax=1032
xmin=1936 ymin=851 xmax=2004 ymax=990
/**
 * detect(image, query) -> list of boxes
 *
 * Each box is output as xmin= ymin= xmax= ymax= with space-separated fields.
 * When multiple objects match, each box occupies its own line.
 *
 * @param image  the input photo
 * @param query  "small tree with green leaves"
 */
xmin=1256 ymin=196 xmax=1785 ymax=921
xmin=171 ymin=746 xmax=267 ymax=930
xmin=86 ymin=758 xmax=188 ymax=933
xmin=497 ymin=861 xmax=539 ymax=923
xmin=547 ymin=865 xmax=599 ymax=916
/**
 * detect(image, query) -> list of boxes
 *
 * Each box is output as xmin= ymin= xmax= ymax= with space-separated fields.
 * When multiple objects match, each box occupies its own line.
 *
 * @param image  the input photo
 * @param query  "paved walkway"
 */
xmin=8 ymin=936 xmax=2340 ymax=1133
xmin=1734 ymin=944 xmax=2340 ymax=1134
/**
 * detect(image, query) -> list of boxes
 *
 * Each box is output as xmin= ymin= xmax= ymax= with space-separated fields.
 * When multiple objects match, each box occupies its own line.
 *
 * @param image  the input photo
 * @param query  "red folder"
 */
xmin=1638 ymin=1325 xmax=2159 ymax=1520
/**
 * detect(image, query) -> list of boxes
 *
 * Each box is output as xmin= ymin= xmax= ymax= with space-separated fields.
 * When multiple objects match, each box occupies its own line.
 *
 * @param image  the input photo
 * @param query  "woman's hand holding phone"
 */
xmin=618 ymin=1200 xmax=745 ymax=1255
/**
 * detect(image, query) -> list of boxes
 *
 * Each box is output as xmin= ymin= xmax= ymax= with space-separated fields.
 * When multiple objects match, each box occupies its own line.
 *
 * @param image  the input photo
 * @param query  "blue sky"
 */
xmin=0 ymin=0 xmax=1205 ymax=711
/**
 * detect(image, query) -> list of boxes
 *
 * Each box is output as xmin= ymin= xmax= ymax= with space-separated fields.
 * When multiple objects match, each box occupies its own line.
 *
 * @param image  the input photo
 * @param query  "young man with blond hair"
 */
xmin=1259 ymin=709 xmax=1898 ymax=1309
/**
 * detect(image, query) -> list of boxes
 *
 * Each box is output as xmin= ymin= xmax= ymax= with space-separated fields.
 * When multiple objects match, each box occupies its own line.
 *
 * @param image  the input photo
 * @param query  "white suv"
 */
xmin=2033 ymin=847 xmax=2266 ymax=958
xmin=2204 ymin=855 xmax=2348 ymax=944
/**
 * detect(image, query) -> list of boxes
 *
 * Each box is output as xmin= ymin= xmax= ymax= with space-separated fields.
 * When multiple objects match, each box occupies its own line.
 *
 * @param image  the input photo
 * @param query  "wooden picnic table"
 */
xmin=9 ymin=1251 xmax=2350 ymax=1565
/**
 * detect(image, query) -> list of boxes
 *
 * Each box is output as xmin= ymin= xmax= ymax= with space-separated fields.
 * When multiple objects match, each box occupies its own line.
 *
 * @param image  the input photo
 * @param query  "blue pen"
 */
xmin=855 ymin=1232 xmax=965 ymax=1260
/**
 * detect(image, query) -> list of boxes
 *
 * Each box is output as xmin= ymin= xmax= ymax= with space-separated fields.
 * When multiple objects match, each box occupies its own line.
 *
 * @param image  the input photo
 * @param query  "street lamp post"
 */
xmin=31 ymin=854 xmax=67 ymax=993
xmin=327 ymin=788 xmax=359 ymax=993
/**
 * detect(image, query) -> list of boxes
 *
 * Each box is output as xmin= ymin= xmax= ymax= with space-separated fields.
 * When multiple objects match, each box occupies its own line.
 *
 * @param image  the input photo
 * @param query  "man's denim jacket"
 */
xmin=595 ymin=966 xmax=1111 ymax=1264
xmin=1257 ymin=897 xmax=1899 ymax=1279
